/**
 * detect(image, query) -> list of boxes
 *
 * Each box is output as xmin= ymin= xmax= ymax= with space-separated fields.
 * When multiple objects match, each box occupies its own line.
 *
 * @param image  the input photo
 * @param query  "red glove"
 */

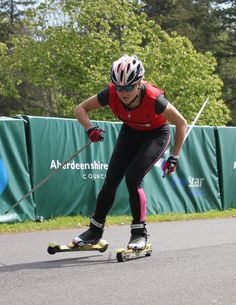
xmin=87 ymin=126 xmax=105 ymax=142
xmin=162 ymin=155 xmax=178 ymax=177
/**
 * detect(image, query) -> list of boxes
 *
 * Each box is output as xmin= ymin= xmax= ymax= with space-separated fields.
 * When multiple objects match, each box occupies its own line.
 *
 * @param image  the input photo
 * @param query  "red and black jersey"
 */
xmin=97 ymin=81 xmax=168 ymax=131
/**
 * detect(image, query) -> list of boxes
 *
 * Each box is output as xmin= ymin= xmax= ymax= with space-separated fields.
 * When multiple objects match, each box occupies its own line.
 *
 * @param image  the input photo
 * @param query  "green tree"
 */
xmin=0 ymin=0 xmax=40 ymax=116
xmin=212 ymin=0 xmax=236 ymax=124
xmin=3 ymin=0 xmax=231 ymax=125
xmin=143 ymin=0 xmax=236 ymax=124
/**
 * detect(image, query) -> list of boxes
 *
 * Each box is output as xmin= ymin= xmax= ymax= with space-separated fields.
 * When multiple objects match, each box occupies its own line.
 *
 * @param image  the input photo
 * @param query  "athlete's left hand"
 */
xmin=162 ymin=155 xmax=178 ymax=177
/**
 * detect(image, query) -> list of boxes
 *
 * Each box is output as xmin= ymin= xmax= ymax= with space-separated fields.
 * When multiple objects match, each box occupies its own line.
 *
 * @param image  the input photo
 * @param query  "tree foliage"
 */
xmin=0 ymin=0 xmax=41 ymax=116
xmin=143 ymin=0 xmax=236 ymax=124
xmin=0 ymin=0 xmax=231 ymax=125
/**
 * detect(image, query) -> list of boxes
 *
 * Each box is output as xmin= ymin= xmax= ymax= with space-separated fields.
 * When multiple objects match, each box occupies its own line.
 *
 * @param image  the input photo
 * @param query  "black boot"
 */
xmin=128 ymin=222 xmax=148 ymax=250
xmin=73 ymin=217 xmax=105 ymax=246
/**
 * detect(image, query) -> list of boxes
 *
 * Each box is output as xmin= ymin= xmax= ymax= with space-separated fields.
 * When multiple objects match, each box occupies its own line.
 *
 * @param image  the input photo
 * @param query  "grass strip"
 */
xmin=0 ymin=209 xmax=236 ymax=234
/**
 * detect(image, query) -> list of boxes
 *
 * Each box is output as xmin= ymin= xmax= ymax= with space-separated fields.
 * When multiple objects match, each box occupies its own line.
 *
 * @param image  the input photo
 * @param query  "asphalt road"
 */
xmin=1 ymin=218 xmax=236 ymax=305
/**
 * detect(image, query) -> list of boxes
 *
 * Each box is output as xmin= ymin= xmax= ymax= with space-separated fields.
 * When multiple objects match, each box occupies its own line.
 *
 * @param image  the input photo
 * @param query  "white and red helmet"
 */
xmin=110 ymin=54 xmax=145 ymax=86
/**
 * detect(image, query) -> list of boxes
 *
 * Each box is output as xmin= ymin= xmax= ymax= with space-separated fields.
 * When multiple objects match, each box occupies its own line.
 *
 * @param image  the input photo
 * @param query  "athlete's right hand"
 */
xmin=87 ymin=126 xmax=105 ymax=142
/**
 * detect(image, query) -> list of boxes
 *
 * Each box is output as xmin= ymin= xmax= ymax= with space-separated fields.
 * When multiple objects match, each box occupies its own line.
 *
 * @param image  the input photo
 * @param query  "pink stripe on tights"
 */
xmin=138 ymin=187 xmax=146 ymax=222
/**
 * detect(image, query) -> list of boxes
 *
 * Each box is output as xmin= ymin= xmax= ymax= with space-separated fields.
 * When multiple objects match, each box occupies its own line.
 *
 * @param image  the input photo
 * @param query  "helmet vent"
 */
xmin=117 ymin=63 xmax=121 ymax=72
xmin=127 ymin=71 xmax=135 ymax=83
xmin=120 ymin=70 xmax=124 ymax=83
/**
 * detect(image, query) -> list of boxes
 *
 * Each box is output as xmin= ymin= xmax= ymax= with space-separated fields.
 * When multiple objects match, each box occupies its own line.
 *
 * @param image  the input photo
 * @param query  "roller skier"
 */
xmin=72 ymin=54 xmax=187 ymax=252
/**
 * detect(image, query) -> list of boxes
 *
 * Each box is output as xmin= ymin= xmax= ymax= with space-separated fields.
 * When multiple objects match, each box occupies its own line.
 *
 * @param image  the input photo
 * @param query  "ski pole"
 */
xmin=162 ymin=97 xmax=209 ymax=177
xmin=184 ymin=97 xmax=209 ymax=142
xmin=2 ymin=140 xmax=92 ymax=215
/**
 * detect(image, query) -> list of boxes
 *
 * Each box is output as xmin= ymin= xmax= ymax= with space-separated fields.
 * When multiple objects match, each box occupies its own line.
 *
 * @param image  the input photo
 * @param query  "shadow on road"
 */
xmin=0 ymin=250 xmax=151 ymax=272
xmin=0 ymin=254 xmax=120 ymax=272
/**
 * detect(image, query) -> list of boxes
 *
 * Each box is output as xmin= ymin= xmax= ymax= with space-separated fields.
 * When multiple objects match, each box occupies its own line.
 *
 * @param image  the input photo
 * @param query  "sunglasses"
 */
xmin=115 ymin=84 xmax=136 ymax=92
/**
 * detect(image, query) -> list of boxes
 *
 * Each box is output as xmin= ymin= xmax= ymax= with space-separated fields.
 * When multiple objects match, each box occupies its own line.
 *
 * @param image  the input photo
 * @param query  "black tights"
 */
xmin=94 ymin=124 xmax=170 ymax=223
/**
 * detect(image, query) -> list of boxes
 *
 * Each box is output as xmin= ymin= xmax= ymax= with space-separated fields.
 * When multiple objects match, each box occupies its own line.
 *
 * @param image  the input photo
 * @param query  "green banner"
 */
xmin=145 ymin=126 xmax=222 ymax=214
xmin=24 ymin=116 xmax=129 ymax=219
xmin=2 ymin=116 xmax=234 ymax=223
xmin=215 ymin=127 xmax=236 ymax=209
xmin=24 ymin=117 xmax=222 ymax=219
xmin=0 ymin=117 xmax=35 ymax=222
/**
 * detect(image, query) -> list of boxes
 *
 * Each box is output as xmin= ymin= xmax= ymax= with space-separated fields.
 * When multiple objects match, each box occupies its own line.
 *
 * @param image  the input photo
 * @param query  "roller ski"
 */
xmin=47 ymin=217 xmax=108 ymax=255
xmin=116 ymin=243 xmax=152 ymax=262
xmin=47 ymin=239 xmax=109 ymax=255
xmin=116 ymin=222 xmax=152 ymax=262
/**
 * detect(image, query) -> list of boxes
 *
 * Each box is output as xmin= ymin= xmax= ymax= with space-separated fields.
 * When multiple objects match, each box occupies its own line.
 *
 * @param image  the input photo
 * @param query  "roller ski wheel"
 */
xmin=98 ymin=240 xmax=109 ymax=252
xmin=47 ymin=240 xmax=109 ymax=255
xmin=116 ymin=251 xmax=127 ymax=263
xmin=116 ymin=243 xmax=152 ymax=263
xmin=47 ymin=242 xmax=60 ymax=255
